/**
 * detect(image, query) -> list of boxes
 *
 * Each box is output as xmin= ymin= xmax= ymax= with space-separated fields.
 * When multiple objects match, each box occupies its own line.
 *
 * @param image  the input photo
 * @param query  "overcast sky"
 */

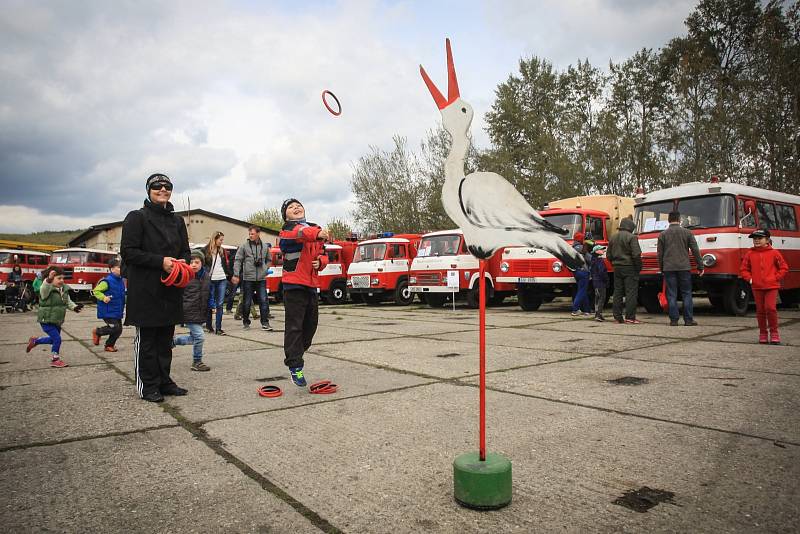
xmin=1 ymin=0 xmax=697 ymax=233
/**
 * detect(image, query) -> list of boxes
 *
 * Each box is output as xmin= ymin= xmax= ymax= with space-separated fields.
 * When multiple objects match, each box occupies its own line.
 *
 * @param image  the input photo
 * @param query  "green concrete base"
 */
xmin=453 ymin=451 xmax=512 ymax=510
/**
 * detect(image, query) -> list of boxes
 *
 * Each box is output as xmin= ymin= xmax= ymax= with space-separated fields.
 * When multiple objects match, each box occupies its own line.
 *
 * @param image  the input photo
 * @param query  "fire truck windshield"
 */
xmin=52 ymin=252 xmax=89 ymax=264
xmin=0 ymin=253 xmax=11 ymax=263
xmin=541 ymin=213 xmax=582 ymax=239
xmin=354 ymin=243 xmax=387 ymax=262
xmin=417 ymin=235 xmax=461 ymax=257
xmin=634 ymin=195 xmax=736 ymax=234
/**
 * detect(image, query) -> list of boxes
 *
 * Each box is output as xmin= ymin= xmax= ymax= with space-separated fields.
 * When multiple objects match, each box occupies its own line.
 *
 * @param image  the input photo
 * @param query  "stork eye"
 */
xmin=461 ymin=107 xmax=467 ymax=113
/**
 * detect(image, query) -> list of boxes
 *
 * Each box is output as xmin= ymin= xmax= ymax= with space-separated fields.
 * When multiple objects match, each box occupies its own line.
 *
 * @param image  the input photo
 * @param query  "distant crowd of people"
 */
xmin=17 ymin=174 xmax=790 ymax=399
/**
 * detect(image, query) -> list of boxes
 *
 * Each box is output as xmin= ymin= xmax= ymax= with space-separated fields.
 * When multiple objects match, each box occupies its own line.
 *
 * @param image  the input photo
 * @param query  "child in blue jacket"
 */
xmin=91 ymin=258 xmax=126 ymax=352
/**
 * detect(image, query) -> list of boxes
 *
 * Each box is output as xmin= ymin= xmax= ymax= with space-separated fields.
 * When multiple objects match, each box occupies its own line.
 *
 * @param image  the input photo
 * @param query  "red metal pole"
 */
xmin=479 ymin=259 xmax=486 ymax=461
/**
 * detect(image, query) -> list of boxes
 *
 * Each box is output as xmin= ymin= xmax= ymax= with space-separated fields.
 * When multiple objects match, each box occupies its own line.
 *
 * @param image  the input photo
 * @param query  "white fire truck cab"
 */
xmin=347 ymin=234 xmax=421 ymax=305
xmin=409 ymin=229 xmax=515 ymax=308
xmin=634 ymin=179 xmax=800 ymax=315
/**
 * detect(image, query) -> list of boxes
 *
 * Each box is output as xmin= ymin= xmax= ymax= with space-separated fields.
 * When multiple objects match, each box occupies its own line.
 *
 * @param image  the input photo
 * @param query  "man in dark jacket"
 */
xmin=174 ymin=250 xmax=211 ymax=371
xmin=121 ymin=173 xmax=191 ymax=402
xmin=607 ymin=217 xmax=642 ymax=324
xmin=657 ymin=211 xmax=704 ymax=326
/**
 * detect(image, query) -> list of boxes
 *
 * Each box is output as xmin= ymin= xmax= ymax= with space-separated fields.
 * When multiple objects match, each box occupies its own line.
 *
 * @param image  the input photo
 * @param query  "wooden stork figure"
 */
xmin=420 ymin=38 xmax=584 ymax=510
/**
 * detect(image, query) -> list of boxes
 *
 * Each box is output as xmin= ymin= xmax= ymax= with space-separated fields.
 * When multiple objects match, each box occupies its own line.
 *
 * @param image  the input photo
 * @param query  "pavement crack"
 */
xmin=0 ymin=424 xmax=180 ymax=453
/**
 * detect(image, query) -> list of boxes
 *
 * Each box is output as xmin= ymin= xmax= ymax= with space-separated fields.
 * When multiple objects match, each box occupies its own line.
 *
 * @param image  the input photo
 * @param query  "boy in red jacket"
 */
xmin=740 ymin=229 xmax=789 ymax=344
xmin=279 ymin=198 xmax=330 ymax=386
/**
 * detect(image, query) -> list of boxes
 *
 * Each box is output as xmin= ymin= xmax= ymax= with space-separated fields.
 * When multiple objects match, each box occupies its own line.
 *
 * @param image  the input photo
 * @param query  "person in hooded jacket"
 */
xmin=740 ymin=229 xmax=789 ymax=344
xmin=120 ymin=173 xmax=191 ymax=403
xmin=607 ymin=217 xmax=642 ymax=324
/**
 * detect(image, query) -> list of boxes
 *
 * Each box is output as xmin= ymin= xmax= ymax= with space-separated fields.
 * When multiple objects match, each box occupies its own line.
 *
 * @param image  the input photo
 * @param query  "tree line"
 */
xmin=350 ymin=0 xmax=799 ymax=233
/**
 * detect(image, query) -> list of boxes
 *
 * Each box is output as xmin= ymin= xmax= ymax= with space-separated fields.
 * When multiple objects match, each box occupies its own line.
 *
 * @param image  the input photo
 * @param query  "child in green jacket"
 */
xmin=26 ymin=267 xmax=83 ymax=367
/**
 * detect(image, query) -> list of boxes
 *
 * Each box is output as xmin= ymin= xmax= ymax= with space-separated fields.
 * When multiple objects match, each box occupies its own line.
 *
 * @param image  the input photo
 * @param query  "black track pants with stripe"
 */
xmin=134 ymin=326 xmax=176 ymax=397
xmin=283 ymin=288 xmax=318 ymax=369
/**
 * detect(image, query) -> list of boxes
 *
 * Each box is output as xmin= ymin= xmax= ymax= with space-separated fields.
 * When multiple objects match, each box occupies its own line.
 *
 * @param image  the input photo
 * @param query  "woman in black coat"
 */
xmin=120 ymin=173 xmax=191 ymax=403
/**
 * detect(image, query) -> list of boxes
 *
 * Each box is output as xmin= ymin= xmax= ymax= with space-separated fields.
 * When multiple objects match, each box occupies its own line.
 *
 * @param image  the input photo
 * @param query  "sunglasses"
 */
xmin=149 ymin=183 xmax=173 ymax=191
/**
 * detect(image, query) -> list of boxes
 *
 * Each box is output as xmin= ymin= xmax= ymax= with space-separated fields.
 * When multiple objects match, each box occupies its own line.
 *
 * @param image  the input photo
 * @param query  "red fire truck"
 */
xmin=496 ymin=195 xmax=634 ymax=311
xmin=347 ymin=234 xmax=421 ymax=305
xmin=0 ymin=249 xmax=51 ymax=293
xmin=48 ymin=248 xmax=119 ymax=297
xmin=319 ymin=241 xmax=357 ymax=304
xmin=634 ymin=178 xmax=800 ymax=315
xmin=409 ymin=229 xmax=515 ymax=308
xmin=266 ymin=246 xmax=283 ymax=302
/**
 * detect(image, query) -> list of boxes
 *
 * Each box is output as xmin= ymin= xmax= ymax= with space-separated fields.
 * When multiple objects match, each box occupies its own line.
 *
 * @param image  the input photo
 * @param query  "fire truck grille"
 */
xmin=62 ymin=268 xmax=74 ymax=280
xmin=510 ymin=259 xmax=550 ymax=274
xmin=641 ymin=257 xmax=697 ymax=271
xmin=415 ymin=272 xmax=441 ymax=285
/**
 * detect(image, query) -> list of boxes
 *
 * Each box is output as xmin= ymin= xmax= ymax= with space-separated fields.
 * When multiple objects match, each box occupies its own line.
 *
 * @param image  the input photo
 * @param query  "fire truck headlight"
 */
xmin=500 ymin=262 xmax=509 ymax=273
xmin=702 ymin=254 xmax=717 ymax=267
xmin=371 ymin=278 xmax=379 ymax=286
xmin=346 ymin=280 xmax=352 ymax=287
xmin=552 ymin=261 xmax=563 ymax=273
xmin=409 ymin=276 xmax=416 ymax=284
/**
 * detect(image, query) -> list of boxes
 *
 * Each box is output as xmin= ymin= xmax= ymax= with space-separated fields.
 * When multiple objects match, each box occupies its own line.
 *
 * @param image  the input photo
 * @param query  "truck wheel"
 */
xmin=723 ymin=280 xmax=750 ymax=316
xmin=364 ymin=294 xmax=383 ymax=306
xmin=324 ymin=281 xmax=347 ymax=305
xmin=517 ymin=288 xmax=542 ymax=311
xmin=779 ymin=289 xmax=800 ymax=308
xmin=708 ymin=294 xmax=724 ymax=310
xmin=640 ymin=288 xmax=662 ymax=314
xmin=394 ymin=280 xmax=413 ymax=306
xmin=425 ymin=293 xmax=447 ymax=308
xmin=466 ymin=281 xmax=491 ymax=309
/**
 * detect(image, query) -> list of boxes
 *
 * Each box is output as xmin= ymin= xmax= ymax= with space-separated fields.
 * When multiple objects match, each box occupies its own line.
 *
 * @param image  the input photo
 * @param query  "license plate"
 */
xmin=518 ymin=277 xmax=536 ymax=283
xmin=409 ymin=286 xmax=423 ymax=292
xmin=351 ymin=275 xmax=370 ymax=289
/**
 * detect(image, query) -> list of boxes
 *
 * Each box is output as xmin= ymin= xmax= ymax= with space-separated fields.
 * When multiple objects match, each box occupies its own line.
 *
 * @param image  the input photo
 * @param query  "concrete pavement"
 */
xmin=1 ymin=298 xmax=798 ymax=533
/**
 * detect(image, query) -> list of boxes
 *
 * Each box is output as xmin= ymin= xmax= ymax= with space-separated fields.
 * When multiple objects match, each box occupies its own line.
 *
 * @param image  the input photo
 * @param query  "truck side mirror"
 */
xmin=739 ymin=200 xmax=756 ymax=228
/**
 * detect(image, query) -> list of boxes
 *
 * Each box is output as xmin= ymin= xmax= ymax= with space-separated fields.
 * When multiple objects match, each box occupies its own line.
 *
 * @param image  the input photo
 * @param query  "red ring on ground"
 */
xmin=257 ymin=385 xmax=283 ymax=398
xmin=321 ymin=90 xmax=341 ymax=116
xmin=309 ymin=380 xmax=337 ymax=394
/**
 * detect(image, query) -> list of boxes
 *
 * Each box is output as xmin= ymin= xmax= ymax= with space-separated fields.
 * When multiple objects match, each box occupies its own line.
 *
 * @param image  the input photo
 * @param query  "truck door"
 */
xmin=586 ymin=215 xmax=606 ymax=243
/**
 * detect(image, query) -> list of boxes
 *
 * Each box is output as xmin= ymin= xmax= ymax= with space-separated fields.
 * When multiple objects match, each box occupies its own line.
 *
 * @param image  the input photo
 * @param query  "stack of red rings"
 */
xmin=161 ymin=260 xmax=195 ymax=288
xmin=309 ymin=380 xmax=337 ymax=394
xmin=257 ymin=385 xmax=283 ymax=398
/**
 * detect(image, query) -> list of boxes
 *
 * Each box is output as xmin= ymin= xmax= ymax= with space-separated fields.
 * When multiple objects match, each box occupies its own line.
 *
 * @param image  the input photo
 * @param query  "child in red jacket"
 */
xmin=279 ymin=198 xmax=330 ymax=387
xmin=740 ymin=229 xmax=789 ymax=344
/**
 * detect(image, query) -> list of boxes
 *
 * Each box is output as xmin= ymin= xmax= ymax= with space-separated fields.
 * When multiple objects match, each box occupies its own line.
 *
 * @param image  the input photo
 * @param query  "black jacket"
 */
xmin=181 ymin=268 xmax=211 ymax=323
xmin=121 ymin=200 xmax=191 ymax=327
xmin=202 ymin=245 xmax=233 ymax=278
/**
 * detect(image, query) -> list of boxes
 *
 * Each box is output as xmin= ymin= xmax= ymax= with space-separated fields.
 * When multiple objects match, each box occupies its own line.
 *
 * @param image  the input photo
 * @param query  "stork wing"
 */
xmin=457 ymin=172 xmax=567 ymax=235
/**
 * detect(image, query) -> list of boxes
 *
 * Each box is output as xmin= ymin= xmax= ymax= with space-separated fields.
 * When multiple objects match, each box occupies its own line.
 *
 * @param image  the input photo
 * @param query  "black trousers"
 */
xmin=134 ymin=326 xmax=177 ymax=397
xmin=612 ymin=265 xmax=639 ymax=320
xmin=283 ymin=289 xmax=319 ymax=369
xmin=97 ymin=318 xmax=123 ymax=347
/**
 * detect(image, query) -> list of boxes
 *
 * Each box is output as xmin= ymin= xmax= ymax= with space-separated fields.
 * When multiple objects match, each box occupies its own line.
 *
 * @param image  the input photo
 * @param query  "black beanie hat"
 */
xmin=281 ymin=198 xmax=303 ymax=220
xmin=146 ymin=173 xmax=172 ymax=191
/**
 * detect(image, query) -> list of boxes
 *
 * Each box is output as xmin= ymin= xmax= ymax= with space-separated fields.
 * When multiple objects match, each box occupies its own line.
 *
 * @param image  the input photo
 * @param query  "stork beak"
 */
xmin=419 ymin=38 xmax=460 ymax=110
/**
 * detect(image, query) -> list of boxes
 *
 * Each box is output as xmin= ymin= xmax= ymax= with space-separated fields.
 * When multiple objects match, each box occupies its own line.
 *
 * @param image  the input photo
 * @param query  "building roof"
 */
xmin=68 ymin=208 xmax=278 ymax=247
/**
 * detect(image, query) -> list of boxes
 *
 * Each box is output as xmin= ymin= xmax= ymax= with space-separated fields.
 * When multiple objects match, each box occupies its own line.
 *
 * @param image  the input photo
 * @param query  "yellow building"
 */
xmin=68 ymin=209 xmax=279 ymax=252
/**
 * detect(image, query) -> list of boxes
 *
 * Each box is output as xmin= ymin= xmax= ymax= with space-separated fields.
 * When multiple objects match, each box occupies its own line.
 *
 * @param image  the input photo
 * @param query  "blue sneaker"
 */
xmin=289 ymin=367 xmax=307 ymax=387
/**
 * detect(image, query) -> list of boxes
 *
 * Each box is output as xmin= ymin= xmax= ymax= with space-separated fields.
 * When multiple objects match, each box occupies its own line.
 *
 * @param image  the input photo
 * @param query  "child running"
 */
xmin=91 ymin=258 xmax=126 ymax=352
xmin=589 ymin=245 xmax=609 ymax=322
xmin=173 ymin=250 xmax=211 ymax=371
xmin=279 ymin=198 xmax=329 ymax=387
xmin=740 ymin=229 xmax=789 ymax=344
xmin=26 ymin=266 xmax=83 ymax=367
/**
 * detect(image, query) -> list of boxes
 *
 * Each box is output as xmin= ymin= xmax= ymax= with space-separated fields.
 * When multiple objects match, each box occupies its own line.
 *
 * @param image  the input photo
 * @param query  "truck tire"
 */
xmin=779 ymin=288 xmax=800 ymax=308
xmin=394 ymin=280 xmax=414 ymax=306
xmin=466 ymin=281 xmax=492 ymax=309
xmin=518 ymin=288 xmax=542 ymax=311
xmin=640 ymin=288 xmax=662 ymax=314
xmin=324 ymin=280 xmax=347 ymax=305
xmin=723 ymin=279 xmax=750 ymax=316
xmin=708 ymin=294 xmax=724 ymax=310
xmin=424 ymin=293 xmax=447 ymax=308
